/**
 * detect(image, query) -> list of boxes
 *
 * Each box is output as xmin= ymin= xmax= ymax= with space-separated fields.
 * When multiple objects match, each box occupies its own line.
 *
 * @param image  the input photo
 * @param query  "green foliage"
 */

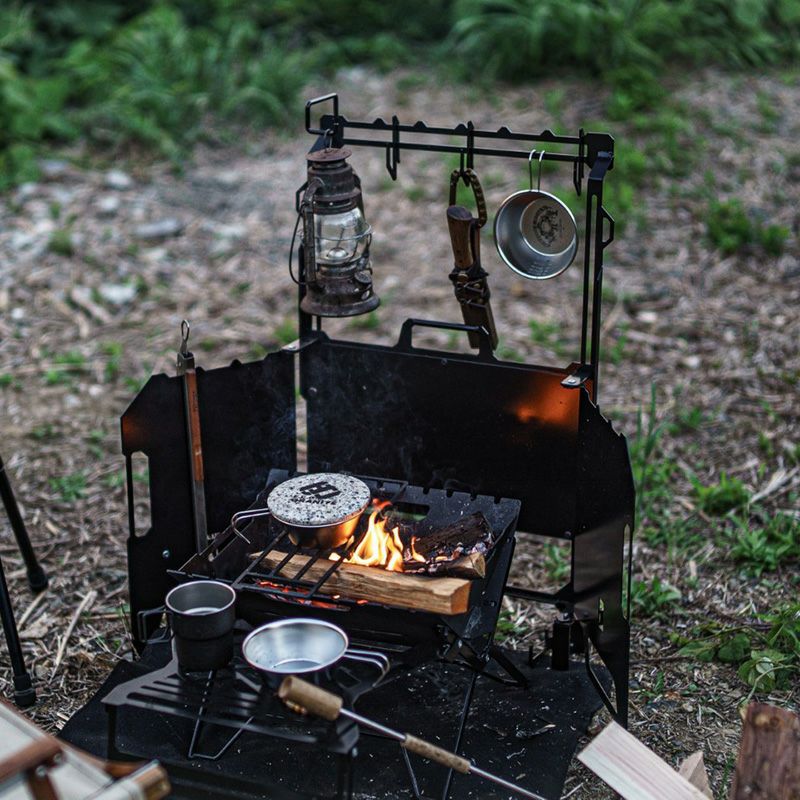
xmin=2 ymin=0 xmax=799 ymax=185
xmin=450 ymin=0 xmax=800 ymax=111
xmin=728 ymin=513 xmax=799 ymax=575
xmin=50 ymin=471 xmax=87 ymax=502
xmin=630 ymin=385 xmax=677 ymax=537
xmin=272 ymin=320 xmax=297 ymax=346
xmin=29 ymin=423 xmax=57 ymax=440
xmin=0 ymin=2 xmax=307 ymax=169
xmin=543 ymin=541 xmax=569 ymax=582
xmin=706 ymin=198 xmax=790 ymax=256
xmin=48 ymin=228 xmax=74 ymax=256
xmin=676 ymin=602 xmax=800 ymax=693
xmin=348 ymin=311 xmax=380 ymax=330
xmin=706 ymin=198 xmax=752 ymax=254
xmin=494 ymin=607 xmax=528 ymax=641
xmin=632 ymin=576 xmax=681 ymax=619
xmin=692 ymin=472 xmax=750 ymax=515
xmin=101 ymin=341 xmax=123 ymax=382
xmin=738 ymin=648 xmax=792 ymax=693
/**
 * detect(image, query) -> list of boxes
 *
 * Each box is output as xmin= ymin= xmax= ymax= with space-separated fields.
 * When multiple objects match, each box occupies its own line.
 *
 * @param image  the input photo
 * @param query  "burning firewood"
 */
xmin=254 ymin=550 xmax=472 ymax=615
xmin=398 ymin=512 xmax=493 ymax=578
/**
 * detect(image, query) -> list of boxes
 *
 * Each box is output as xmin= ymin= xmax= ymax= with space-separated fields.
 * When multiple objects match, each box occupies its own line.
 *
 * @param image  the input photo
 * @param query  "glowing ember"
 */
xmin=257 ymin=580 xmax=338 ymax=609
xmin=330 ymin=501 xmax=425 ymax=572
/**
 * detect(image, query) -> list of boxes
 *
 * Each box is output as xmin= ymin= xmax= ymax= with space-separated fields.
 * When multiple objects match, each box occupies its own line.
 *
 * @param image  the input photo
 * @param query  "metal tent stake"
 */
xmin=279 ymin=676 xmax=546 ymax=800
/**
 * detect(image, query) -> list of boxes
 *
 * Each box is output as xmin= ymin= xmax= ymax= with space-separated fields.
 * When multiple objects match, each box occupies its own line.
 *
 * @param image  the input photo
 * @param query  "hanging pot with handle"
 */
xmin=494 ymin=150 xmax=578 ymax=280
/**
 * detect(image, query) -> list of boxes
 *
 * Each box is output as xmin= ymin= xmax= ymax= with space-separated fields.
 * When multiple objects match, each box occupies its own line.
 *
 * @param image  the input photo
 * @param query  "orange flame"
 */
xmin=330 ymin=501 xmax=425 ymax=572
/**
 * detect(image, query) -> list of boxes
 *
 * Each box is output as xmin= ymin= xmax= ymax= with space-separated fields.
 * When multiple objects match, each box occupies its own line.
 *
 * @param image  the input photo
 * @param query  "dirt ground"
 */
xmin=1 ymin=67 xmax=798 ymax=798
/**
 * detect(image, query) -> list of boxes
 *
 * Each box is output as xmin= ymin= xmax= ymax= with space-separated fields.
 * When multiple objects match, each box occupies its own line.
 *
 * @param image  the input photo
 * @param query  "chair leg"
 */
xmin=0 ymin=453 xmax=47 ymax=593
xmin=0 ymin=552 xmax=36 ymax=706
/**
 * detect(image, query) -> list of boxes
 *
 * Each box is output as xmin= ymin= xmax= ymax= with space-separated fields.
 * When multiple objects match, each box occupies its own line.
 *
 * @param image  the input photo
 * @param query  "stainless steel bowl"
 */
xmin=494 ymin=189 xmax=578 ymax=280
xmin=242 ymin=619 xmax=349 ymax=675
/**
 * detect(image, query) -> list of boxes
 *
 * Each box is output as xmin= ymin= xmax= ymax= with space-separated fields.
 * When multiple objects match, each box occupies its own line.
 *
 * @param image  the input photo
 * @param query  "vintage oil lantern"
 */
xmin=297 ymin=147 xmax=379 ymax=317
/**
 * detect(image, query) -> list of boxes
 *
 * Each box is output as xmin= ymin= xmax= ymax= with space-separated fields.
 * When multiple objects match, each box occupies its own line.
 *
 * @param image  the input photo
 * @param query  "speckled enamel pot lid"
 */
xmin=267 ymin=473 xmax=371 ymax=528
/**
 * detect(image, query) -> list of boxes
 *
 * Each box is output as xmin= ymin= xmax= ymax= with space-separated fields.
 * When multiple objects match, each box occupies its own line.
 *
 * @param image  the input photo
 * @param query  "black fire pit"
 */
xmin=61 ymin=95 xmax=634 ymax=800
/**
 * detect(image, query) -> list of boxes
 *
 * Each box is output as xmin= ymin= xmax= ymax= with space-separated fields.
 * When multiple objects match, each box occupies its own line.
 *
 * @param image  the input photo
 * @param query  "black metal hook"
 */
xmin=385 ymin=115 xmax=401 ymax=180
xmin=573 ymin=128 xmax=585 ymax=196
xmin=466 ymin=121 xmax=475 ymax=171
xmin=305 ymin=93 xmax=339 ymax=136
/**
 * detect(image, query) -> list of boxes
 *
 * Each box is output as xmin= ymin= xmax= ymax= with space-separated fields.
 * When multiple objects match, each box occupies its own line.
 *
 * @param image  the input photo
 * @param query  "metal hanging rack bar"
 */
xmin=302 ymin=93 xmax=616 ymax=402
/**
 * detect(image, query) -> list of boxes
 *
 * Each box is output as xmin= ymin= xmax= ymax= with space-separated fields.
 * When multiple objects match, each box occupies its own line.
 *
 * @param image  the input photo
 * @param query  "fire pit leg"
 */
xmin=439 ymin=669 xmax=478 ymax=800
xmin=0 ymin=452 xmax=48 ymax=593
xmin=335 ymin=750 xmax=355 ymax=800
xmin=0 ymin=552 xmax=35 ymax=707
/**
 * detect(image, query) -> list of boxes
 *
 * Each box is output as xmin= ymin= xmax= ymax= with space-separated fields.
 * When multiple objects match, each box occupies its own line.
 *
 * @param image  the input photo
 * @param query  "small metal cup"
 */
xmin=165 ymin=580 xmax=236 ymax=671
xmin=494 ymin=189 xmax=578 ymax=279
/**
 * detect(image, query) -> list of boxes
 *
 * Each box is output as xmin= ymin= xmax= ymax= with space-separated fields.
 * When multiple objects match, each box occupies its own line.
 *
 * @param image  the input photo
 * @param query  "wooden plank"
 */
xmin=729 ymin=703 xmax=800 ymax=800
xmin=679 ymin=752 xmax=713 ymax=798
xmin=256 ymin=550 xmax=472 ymax=615
xmin=578 ymin=722 xmax=709 ymax=800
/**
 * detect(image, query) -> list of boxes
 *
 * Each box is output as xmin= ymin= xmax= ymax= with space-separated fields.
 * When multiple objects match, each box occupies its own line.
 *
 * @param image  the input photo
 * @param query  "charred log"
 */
xmin=400 ymin=512 xmax=493 ymax=577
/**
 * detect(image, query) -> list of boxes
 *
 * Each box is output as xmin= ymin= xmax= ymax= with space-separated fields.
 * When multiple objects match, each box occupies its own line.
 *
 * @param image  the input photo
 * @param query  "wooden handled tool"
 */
xmin=279 ymin=676 xmax=546 ymax=800
xmin=446 ymin=169 xmax=498 ymax=350
xmin=176 ymin=320 xmax=207 ymax=553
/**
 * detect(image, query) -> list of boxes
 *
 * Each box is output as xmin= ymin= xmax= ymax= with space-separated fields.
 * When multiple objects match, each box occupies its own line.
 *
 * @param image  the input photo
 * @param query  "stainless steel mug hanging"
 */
xmin=494 ymin=150 xmax=578 ymax=280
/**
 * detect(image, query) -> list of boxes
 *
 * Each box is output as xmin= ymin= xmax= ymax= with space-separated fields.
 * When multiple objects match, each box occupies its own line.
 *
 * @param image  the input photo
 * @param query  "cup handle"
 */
xmin=342 ymin=648 xmax=390 ymax=681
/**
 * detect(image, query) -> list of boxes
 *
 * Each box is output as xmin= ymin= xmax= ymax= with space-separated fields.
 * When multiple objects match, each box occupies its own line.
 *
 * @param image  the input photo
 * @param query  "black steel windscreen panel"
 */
xmin=301 ymin=330 xmax=581 ymax=536
xmin=121 ymin=352 xmax=296 ymax=648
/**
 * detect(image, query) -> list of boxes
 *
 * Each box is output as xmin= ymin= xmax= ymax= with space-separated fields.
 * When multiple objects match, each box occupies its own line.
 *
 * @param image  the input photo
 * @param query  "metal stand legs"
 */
xmin=0 ymin=453 xmax=48 ymax=592
xmin=0 ymin=452 xmax=48 ymax=707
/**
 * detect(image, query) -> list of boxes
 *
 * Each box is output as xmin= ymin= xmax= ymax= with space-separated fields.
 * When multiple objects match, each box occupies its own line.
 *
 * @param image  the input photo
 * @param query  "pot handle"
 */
xmin=230 ymin=507 xmax=272 ymax=544
xmin=342 ymin=648 xmax=390 ymax=681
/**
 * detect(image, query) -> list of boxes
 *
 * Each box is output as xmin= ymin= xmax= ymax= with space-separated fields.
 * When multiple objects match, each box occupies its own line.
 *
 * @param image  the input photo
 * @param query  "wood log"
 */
xmin=254 ymin=550 xmax=472 ymax=615
xmin=678 ymin=752 xmax=712 ymax=798
xmin=403 ymin=552 xmax=486 ymax=579
xmin=729 ymin=703 xmax=800 ymax=800
xmin=578 ymin=722 xmax=709 ymax=800
xmin=407 ymin=511 xmax=492 ymax=560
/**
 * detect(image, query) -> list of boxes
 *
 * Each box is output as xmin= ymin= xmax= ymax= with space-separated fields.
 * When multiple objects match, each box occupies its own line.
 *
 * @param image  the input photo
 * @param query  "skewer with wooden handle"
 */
xmin=176 ymin=320 xmax=207 ymax=553
xmin=279 ymin=676 xmax=546 ymax=800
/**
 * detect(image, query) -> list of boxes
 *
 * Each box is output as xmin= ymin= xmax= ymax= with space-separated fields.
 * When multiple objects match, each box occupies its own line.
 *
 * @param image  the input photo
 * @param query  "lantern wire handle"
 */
xmin=287 ymin=209 xmax=305 ymax=286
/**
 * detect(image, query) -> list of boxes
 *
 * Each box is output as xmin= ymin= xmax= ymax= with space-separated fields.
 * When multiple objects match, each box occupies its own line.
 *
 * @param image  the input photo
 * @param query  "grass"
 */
xmin=676 ymin=602 xmax=800 ymax=695
xmin=706 ymin=198 xmax=790 ymax=256
xmin=2 ymin=1 xmax=799 ymax=187
xmin=50 ymin=472 xmax=87 ymax=502
xmin=632 ymin=576 xmax=681 ymax=620
xmin=272 ymin=320 xmax=297 ymax=346
xmin=101 ymin=341 xmax=122 ymax=382
xmin=629 ymin=385 xmax=676 ymax=536
xmin=348 ymin=311 xmax=380 ymax=330
xmin=692 ymin=472 xmax=750 ymax=516
xmin=728 ymin=512 xmax=799 ymax=576
xmin=48 ymin=228 xmax=74 ymax=257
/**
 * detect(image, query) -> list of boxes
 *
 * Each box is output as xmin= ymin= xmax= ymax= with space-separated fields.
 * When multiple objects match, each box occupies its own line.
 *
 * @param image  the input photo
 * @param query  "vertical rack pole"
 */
xmin=586 ymin=152 xmax=613 ymax=403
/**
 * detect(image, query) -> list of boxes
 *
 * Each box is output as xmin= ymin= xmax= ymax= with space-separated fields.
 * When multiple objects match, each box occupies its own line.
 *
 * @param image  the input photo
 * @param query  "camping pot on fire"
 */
xmin=231 ymin=473 xmax=371 ymax=550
